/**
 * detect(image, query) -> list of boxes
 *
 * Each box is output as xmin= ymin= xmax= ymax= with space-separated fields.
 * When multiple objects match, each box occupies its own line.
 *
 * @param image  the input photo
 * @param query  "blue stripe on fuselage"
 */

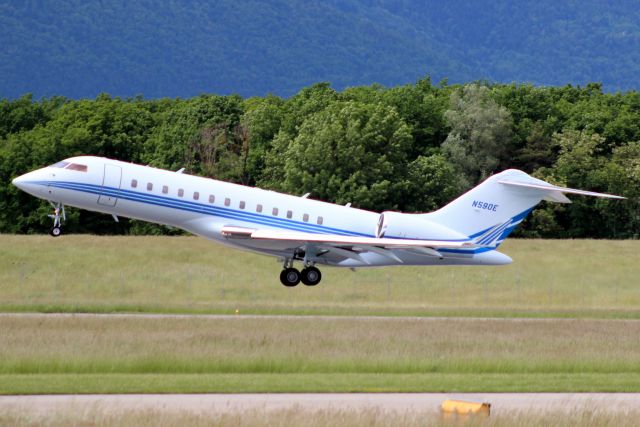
xmin=29 ymin=180 xmax=534 ymax=254
xmin=36 ymin=180 xmax=369 ymax=236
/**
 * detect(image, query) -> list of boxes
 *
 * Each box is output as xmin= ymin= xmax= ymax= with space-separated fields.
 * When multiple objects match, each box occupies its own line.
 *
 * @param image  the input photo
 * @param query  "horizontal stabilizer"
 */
xmin=498 ymin=179 xmax=625 ymax=203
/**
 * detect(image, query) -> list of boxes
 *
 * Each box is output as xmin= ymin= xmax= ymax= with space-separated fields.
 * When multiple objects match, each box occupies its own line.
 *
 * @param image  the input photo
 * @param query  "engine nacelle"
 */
xmin=375 ymin=211 xmax=468 ymax=240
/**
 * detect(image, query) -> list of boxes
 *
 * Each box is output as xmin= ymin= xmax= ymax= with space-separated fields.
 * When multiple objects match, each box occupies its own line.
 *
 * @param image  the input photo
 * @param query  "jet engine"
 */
xmin=375 ymin=211 xmax=468 ymax=241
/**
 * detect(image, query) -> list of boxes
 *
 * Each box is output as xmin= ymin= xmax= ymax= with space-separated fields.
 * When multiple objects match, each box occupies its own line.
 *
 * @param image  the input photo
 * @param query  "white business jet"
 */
xmin=12 ymin=156 xmax=623 ymax=286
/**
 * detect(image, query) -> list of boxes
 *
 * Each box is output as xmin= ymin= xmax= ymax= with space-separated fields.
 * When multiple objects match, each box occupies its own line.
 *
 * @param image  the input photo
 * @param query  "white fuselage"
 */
xmin=13 ymin=156 xmax=512 ymax=267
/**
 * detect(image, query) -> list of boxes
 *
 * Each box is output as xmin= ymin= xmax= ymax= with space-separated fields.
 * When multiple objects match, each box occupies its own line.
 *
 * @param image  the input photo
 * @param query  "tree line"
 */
xmin=1 ymin=78 xmax=639 ymax=238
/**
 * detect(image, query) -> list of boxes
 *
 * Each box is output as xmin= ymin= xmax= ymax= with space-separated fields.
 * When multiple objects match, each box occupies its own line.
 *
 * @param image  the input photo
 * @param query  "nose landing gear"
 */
xmin=48 ymin=202 xmax=65 ymax=237
xmin=279 ymin=259 xmax=323 ymax=287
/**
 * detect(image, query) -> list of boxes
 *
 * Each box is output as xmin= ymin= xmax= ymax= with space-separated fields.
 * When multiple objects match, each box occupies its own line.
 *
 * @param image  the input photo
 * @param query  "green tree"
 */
xmin=441 ymin=84 xmax=513 ymax=186
xmin=596 ymin=142 xmax=640 ymax=238
xmin=0 ymin=95 xmax=156 ymax=233
xmin=0 ymin=94 xmax=66 ymax=139
xmin=241 ymin=95 xmax=285 ymax=185
xmin=261 ymin=101 xmax=412 ymax=211
xmin=546 ymin=130 xmax=611 ymax=237
xmin=143 ymin=95 xmax=244 ymax=180
xmin=403 ymin=154 xmax=464 ymax=212
xmin=381 ymin=77 xmax=451 ymax=157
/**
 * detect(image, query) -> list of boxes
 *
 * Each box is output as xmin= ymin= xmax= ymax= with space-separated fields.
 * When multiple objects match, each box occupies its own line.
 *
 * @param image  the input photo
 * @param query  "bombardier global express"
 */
xmin=12 ymin=156 xmax=624 ymax=286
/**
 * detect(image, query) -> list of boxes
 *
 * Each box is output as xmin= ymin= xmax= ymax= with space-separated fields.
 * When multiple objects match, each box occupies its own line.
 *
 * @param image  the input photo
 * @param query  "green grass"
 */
xmin=2 ymin=315 xmax=640 ymax=393
xmin=3 ymin=373 xmax=640 ymax=394
xmin=1 ymin=235 xmax=639 ymax=394
xmin=0 ymin=235 xmax=639 ymax=317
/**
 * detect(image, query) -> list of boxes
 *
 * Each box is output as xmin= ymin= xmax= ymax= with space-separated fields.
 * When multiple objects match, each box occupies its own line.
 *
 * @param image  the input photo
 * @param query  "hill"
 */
xmin=1 ymin=0 xmax=639 ymax=99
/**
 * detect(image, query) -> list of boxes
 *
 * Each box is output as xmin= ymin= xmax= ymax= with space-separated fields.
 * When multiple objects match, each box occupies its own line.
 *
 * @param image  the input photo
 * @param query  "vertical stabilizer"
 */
xmin=421 ymin=169 xmax=622 ymax=246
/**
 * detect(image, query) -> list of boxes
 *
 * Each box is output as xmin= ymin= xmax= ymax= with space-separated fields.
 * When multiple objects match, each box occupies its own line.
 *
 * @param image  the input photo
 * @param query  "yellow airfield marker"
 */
xmin=441 ymin=399 xmax=491 ymax=418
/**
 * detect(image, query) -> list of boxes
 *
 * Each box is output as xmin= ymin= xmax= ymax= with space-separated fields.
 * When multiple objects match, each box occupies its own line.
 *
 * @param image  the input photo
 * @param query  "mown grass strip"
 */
xmin=1 ymin=236 xmax=639 ymax=318
xmin=2 ymin=316 xmax=639 ymax=380
xmin=4 ymin=304 xmax=640 ymax=319
xmin=4 ymin=373 xmax=640 ymax=394
xmin=4 ymin=359 xmax=640 ymax=375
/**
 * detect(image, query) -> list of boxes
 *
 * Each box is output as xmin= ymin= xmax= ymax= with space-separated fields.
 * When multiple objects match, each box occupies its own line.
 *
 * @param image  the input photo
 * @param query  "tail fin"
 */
xmin=422 ymin=169 xmax=623 ymax=246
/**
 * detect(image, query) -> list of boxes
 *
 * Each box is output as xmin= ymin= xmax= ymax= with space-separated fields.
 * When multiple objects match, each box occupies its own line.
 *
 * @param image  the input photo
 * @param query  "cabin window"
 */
xmin=162 ymin=185 xmax=168 ymax=194
xmin=272 ymin=207 xmax=279 ymax=216
xmin=317 ymin=216 xmax=323 ymax=225
xmin=66 ymin=163 xmax=88 ymax=172
xmin=193 ymin=191 xmax=199 ymax=200
xmin=52 ymin=161 xmax=69 ymax=168
xmin=178 ymin=189 xmax=184 ymax=197
xmin=256 ymin=204 xmax=263 ymax=213
xmin=303 ymin=213 xmax=309 ymax=222
xmin=286 ymin=210 xmax=293 ymax=219
xmin=131 ymin=179 xmax=138 ymax=188
xmin=147 ymin=182 xmax=153 ymax=191
xmin=239 ymin=201 xmax=246 ymax=209
xmin=209 ymin=195 xmax=215 ymax=203
xmin=225 ymin=198 xmax=231 ymax=206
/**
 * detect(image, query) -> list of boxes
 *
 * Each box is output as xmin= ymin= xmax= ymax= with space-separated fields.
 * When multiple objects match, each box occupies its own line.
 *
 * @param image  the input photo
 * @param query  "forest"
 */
xmin=1 ymin=78 xmax=639 ymax=238
xmin=2 ymin=0 xmax=639 ymax=99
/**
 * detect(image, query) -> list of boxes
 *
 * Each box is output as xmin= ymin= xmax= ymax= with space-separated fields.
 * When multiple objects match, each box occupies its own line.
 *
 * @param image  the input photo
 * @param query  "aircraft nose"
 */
xmin=12 ymin=170 xmax=47 ymax=197
xmin=12 ymin=174 xmax=27 ymax=190
xmin=11 ymin=175 xmax=26 ymax=190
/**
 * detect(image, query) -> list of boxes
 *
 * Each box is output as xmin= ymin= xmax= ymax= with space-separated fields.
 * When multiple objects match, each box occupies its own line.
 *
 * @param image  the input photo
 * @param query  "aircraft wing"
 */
xmin=220 ymin=226 xmax=477 ymax=263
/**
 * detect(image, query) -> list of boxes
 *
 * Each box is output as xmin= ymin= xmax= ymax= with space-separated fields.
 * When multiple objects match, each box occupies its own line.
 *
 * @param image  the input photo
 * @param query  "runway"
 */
xmin=1 ymin=393 xmax=639 ymax=416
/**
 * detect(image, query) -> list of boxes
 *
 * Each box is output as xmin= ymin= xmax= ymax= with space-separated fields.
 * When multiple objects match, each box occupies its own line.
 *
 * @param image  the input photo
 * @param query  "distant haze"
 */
xmin=1 ymin=0 xmax=639 ymax=98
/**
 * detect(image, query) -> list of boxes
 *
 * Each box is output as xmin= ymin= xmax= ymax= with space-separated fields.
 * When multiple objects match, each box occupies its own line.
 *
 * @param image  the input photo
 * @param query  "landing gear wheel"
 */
xmin=280 ymin=268 xmax=301 ymax=287
xmin=48 ymin=202 xmax=65 ymax=238
xmin=301 ymin=266 xmax=322 ymax=286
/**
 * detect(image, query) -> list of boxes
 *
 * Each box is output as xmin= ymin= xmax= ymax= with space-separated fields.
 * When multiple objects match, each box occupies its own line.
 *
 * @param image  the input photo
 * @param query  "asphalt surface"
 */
xmin=1 ymin=393 xmax=639 ymax=416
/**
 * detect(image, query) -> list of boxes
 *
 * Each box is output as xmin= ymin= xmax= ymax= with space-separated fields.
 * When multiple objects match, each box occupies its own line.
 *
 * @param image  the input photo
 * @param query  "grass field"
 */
xmin=0 ymin=235 xmax=639 ymax=317
xmin=1 ymin=235 xmax=639 ymax=395
xmin=3 ymin=406 xmax=640 ymax=427
xmin=4 ymin=406 xmax=640 ymax=427
xmin=2 ymin=315 xmax=640 ymax=393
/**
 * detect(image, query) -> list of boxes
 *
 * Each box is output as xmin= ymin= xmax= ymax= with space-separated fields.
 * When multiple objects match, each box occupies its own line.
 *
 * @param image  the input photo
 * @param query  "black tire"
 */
xmin=49 ymin=226 xmax=62 ymax=237
xmin=301 ymin=266 xmax=322 ymax=286
xmin=280 ymin=268 xmax=300 ymax=287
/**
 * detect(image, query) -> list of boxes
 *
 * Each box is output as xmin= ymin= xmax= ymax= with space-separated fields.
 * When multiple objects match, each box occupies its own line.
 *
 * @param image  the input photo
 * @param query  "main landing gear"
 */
xmin=48 ymin=202 xmax=65 ymax=237
xmin=279 ymin=260 xmax=322 ymax=287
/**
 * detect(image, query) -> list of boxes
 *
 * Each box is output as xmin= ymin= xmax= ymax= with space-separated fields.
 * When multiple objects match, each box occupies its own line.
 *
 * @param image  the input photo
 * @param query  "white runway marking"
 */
xmin=1 ymin=393 xmax=639 ymax=415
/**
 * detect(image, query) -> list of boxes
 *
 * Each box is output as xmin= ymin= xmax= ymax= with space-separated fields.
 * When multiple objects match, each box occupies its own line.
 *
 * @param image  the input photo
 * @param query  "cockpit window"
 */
xmin=51 ymin=161 xmax=70 ymax=168
xmin=66 ymin=163 xmax=88 ymax=172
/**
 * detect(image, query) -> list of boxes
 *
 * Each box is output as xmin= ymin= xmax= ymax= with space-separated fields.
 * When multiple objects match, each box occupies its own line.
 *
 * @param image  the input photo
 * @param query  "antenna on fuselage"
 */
xmin=176 ymin=168 xmax=185 ymax=174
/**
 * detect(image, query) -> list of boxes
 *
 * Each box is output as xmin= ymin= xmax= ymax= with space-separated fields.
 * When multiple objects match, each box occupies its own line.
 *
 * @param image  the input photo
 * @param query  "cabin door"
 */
xmin=98 ymin=164 xmax=122 ymax=207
